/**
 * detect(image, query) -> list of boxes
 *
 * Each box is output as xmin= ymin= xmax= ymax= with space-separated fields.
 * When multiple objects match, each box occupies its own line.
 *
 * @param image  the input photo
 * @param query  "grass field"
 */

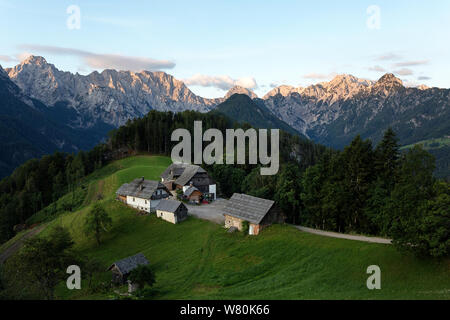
xmin=400 ymin=136 xmax=450 ymax=150
xmin=4 ymin=155 xmax=449 ymax=300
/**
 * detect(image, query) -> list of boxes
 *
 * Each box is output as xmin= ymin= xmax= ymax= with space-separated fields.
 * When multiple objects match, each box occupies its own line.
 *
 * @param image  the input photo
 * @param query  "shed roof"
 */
xmin=160 ymin=163 xmax=189 ymax=180
xmin=184 ymin=186 xmax=201 ymax=197
xmin=174 ymin=165 xmax=206 ymax=186
xmin=107 ymin=253 xmax=149 ymax=275
xmin=222 ymin=193 xmax=275 ymax=224
xmin=155 ymin=199 xmax=185 ymax=213
xmin=116 ymin=178 xmax=165 ymax=199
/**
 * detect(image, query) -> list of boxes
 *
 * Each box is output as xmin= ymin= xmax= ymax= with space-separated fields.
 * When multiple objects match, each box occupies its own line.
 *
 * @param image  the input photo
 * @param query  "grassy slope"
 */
xmin=400 ymin=137 xmax=450 ymax=178
xmin=5 ymin=155 xmax=449 ymax=300
xmin=400 ymin=137 xmax=450 ymax=150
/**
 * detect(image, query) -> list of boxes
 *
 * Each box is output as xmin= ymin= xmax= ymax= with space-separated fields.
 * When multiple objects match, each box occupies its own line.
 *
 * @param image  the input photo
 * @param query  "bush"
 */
xmin=241 ymin=220 xmax=249 ymax=234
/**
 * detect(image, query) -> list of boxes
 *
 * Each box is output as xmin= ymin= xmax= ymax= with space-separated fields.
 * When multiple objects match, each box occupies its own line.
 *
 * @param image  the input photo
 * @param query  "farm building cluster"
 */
xmin=111 ymin=163 xmax=286 ymax=286
xmin=115 ymin=163 xmax=284 ymax=235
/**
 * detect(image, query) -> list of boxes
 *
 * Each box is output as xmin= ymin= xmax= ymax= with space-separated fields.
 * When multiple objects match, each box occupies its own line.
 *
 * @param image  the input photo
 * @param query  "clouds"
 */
xmin=375 ymin=53 xmax=402 ymax=61
xmin=0 ymin=55 xmax=16 ymax=62
xmin=303 ymin=72 xmax=336 ymax=80
xmin=418 ymin=76 xmax=431 ymax=81
xmin=394 ymin=68 xmax=414 ymax=76
xmin=393 ymin=60 xmax=428 ymax=67
xmin=17 ymin=44 xmax=175 ymax=71
xmin=368 ymin=65 xmax=386 ymax=72
xmin=183 ymin=74 xmax=258 ymax=91
xmin=369 ymin=52 xmax=431 ymax=79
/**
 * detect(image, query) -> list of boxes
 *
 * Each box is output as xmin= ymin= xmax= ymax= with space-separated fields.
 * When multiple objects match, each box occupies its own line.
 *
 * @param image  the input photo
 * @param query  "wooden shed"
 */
xmin=222 ymin=193 xmax=284 ymax=235
xmin=155 ymin=199 xmax=188 ymax=224
xmin=183 ymin=185 xmax=203 ymax=203
xmin=107 ymin=253 xmax=149 ymax=284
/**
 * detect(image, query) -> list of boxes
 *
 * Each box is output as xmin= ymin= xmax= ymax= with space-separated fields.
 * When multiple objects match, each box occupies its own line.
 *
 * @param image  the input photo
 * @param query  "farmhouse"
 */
xmin=222 ymin=193 xmax=284 ymax=235
xmin=116 ymin=177 xmax=169 ymax=213
xmin=160 ymin=163 xmax=216 ymax=200
xmin=107 ymin=253 xmax=149 ymax=284
xmin=155 ymin=199 xmax=188 ymax=224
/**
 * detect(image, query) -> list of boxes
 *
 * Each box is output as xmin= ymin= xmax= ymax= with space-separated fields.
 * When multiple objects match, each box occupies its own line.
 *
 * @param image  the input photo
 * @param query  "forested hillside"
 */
xmin=0 ymin=109 xmax=325 ymax=244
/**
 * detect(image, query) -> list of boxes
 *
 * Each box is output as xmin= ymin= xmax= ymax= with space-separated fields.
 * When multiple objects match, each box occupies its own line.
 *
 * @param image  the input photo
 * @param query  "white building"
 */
xmin=116 ymin=177 xmax=170 ymax=212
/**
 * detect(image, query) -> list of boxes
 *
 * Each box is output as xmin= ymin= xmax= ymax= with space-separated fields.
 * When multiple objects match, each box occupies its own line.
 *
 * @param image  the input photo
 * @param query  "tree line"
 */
xmin=0 ymin=110 xmax=324 ymax=244
xmin=210 ymin=128 xmax=449 ymax=257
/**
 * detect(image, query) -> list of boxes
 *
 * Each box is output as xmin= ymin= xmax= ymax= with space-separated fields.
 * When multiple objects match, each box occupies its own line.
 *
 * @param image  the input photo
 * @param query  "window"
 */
xmin=145 ymin=200 xmax=147 ymax=204
xmin=133 ymin=197 xmax=135 ymax=202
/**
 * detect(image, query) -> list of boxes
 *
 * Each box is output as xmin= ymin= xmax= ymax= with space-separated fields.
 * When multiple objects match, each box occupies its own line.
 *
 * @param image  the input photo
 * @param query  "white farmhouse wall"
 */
xmin=209 ymin=184 xmax=216 ymax=200
xmin=126 ymin=196 xmax=150 ymax=212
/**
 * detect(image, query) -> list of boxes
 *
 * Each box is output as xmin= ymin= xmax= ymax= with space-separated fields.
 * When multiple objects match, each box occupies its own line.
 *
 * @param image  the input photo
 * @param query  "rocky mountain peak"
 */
xmin=22 ymin=55 xmax=49 ymax=66
xmin=376 ymin=73 xmax=403 ymax=87
xmin=263 ymin=85 xmax=297 ymax=99
xmin=225 ymin=86 xmax=257 ymax=99
xmin=417 ymin=84 xmax=430 ymax=90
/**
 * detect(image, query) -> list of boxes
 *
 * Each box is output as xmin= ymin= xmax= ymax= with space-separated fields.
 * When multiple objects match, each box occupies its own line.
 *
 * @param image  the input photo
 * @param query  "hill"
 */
xmin=210 ymin=93 xmax=302 ymax=136
xmin=2 ymin=155 xmax=448 ymax=300
xmin=400 ymin=137 xmax=450 ymax=179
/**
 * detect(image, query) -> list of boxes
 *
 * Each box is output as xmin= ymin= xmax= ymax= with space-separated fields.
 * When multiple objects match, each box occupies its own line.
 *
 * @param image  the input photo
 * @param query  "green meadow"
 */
xmin=4 ymin=156 xmax=450 ymax=300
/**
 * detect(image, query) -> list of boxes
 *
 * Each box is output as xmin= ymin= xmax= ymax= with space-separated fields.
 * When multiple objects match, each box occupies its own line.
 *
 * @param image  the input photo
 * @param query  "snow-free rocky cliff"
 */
xmin=6 ymin=56 xmax=223 ymax=128
xmin=263 ymin=73 xmax=450 ymax=147
xmin=6 ymin=56 xmax=450 ymax=149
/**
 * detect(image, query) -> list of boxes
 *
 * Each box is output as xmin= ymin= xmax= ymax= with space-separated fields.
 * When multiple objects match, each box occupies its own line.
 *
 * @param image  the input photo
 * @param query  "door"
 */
xmin=249 ymin=224 xmax=254 ymax=235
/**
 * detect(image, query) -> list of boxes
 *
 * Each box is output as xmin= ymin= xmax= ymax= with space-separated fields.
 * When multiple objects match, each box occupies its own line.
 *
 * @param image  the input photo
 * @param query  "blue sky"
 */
xmin=1 ymin=0 xmax=449 ymax=98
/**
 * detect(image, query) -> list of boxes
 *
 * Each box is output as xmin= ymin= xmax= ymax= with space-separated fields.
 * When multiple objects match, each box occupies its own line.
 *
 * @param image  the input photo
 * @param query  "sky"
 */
xmin=1 ymin=0 xmax=449 ymax=98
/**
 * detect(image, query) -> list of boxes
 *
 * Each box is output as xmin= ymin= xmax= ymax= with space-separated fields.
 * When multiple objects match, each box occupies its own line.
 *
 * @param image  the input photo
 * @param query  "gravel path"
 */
xmin=184 ymin=200 xmax=391 ymax=244
xmin=0 ymin=225 xmax=46 ymax=264
xmin=292 ymin=225 xmax=392 ymax=244
xmin=185 ymin=199 xmax=226 ymax=225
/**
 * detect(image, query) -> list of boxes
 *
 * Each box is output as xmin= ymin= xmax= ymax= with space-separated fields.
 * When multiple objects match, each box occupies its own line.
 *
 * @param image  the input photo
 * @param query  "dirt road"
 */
xmin=0 ymin=225 xmax=46 ymax=264
xmin=292 ymin=225 xmax=392 ymax=244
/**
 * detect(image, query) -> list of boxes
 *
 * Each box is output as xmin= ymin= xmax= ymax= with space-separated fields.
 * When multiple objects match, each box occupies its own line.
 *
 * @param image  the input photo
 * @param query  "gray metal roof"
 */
xmin=184 ymin=186 xmax=201 ymax=197
xmin=160 ymin=163 xmax=189 ymax=180
xmin=116 ymin=178 xmax=165 ymax=199
xmin=156 ymin=199 xmax=185 ymax=213
xmin=222 ymin=193 xmax=275 ymax=224
xmin=174 ymin=165 xmax=206 ymax=186
xmin=107 ymin=253 xmax=149 ymax=275
xmin=161 ymin=163 xmax=206 ymax=186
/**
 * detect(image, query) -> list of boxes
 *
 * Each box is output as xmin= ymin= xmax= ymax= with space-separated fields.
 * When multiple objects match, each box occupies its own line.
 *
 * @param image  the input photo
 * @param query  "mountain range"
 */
xmin=1 ymin=55 xmax=449 ymax=178
xmin=0 ymin=65 xmax=101 ymax=178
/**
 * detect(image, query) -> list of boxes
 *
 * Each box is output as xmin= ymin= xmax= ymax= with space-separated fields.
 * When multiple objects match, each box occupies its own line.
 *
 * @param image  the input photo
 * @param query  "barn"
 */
xmin=155 ymin=199 xmax=188 ymax=224
xmin=222 ymin=193 xmax=284 ymax=235
xmin=160 ymin=163 xmax=216 ymax=201
xmin=107 ymin=253 xmax=149 ymax=284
